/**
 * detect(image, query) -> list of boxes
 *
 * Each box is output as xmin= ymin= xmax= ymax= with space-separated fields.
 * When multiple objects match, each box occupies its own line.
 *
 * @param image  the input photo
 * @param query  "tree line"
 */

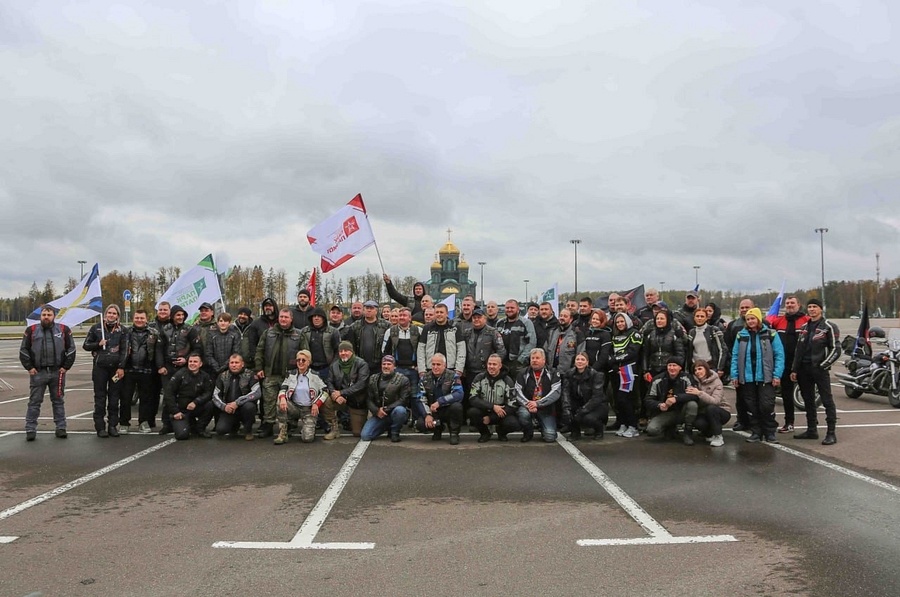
xmin=0 ymin=267 xmax=422 ymax=322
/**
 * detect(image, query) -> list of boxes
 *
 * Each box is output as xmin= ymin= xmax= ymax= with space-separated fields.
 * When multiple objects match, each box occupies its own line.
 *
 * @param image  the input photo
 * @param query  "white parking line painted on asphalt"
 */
xmin=0 ymin=439 xmax=176 ymax=544
xmin=0 ymin=388 xmax=92 ymax=406
xmin=557 ymin=437 xmax=738 ymax=547
xmin=0 ymin=431 xmax=15 ymax=438
xmin=835 ymin=409 xmax=900 ymax=414
xmin=213 ymin=439 xmax=375 ymax=550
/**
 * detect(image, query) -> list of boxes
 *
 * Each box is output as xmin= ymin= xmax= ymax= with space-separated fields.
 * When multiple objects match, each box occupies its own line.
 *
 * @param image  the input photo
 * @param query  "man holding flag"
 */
xmin=20 ymin=305 xmax=77 ymax=441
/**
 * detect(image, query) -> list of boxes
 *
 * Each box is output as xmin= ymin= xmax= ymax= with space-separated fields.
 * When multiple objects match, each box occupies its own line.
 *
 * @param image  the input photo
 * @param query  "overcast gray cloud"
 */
xmin=1 ymin=0 xmax=898 ymax=302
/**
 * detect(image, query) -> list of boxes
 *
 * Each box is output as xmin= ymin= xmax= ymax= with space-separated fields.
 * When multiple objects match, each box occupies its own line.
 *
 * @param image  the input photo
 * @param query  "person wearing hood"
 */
xmin=766 ymin=296 xmax=809 ymax=434
xmin=704 ymin=302 xmax=725 ymax=330
xmin=83 ymin=304 xmax=129 ymax=437
xmin=610 ymin=312 xmax=642 ymax=438
xmin=155 ymin=304 xmax=193 ymax=435
xmin=244 ymin=297 xmax=278 ymax=369
xmin=322 ymin=341 xmax=370 ymax=439
xmin=291 ymin=289 xmax=314 ymax=331
xmin=382 ymin=274 xmax=426 ymax=320
xmin=730 ymin=307 xmax=785 ymax=444
xmin=298 ymin=307 xmax=341 ymax=383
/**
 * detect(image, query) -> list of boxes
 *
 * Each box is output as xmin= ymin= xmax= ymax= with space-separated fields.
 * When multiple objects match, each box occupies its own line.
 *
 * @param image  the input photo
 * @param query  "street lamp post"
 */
xmin=892 ymin=284 xmax=898 ymax=318
xmin=569 ymin=239 xmax=581 ymax=295
xmin=477 ymin=261 xmax=486 ymax=304
xmin=78 ymin=260 xmax=87 ymax=279
xmin=815 ymin=228 xmax=829 ymax=311
xmin=524 ymin=279 xmax=530 ymax=302
xmin=693 ymin=265 xmax=700 ymax=288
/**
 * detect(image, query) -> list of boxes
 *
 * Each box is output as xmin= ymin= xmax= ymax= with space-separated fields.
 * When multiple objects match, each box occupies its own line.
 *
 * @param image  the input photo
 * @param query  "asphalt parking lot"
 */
xmin=2 ymin=338 xmax=900 ymax=596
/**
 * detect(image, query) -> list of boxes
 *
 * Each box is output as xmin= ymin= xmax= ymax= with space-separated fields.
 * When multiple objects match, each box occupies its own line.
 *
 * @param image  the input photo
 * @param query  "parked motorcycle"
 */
xmin=776 ymin=381 xmax=820 ymax=412
xmin=836 ymin=329 xmax=900 ymax=408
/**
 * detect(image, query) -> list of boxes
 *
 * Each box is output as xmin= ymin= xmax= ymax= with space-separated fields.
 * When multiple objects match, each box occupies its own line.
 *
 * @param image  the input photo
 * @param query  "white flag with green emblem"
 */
xmin=540 ymin=283 xmax=559 ymax=317
xmin=155 ymin=254 xmax=223 ymax=324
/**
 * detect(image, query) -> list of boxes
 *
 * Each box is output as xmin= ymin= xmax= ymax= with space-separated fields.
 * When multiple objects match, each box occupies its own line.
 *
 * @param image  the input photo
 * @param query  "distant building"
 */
xmin=425 ymin=229 xmax=477 ymax=301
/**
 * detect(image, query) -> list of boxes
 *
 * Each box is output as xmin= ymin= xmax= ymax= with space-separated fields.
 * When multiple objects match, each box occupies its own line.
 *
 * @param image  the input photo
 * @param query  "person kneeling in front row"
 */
xmin=275 ymin=350 xmax=327 ymax=445
xmin=362 ymin=356 xmax=411 ymax=442
xmin=468 ymin=354 xmax=521 ymax=442
xmin=644 ymin=357 xmax=698 ymax=445
xmin=415 ymin=353 xmax=464 ymax=445
xmin=515 ymin=348 xmax=561 ymax=443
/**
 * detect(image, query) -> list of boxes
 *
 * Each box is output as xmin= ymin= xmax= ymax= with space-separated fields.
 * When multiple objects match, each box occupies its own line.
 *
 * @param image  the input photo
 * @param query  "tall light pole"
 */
xmin=477 ymin=261 xmax=486 ymax=303
xmin=524 ymin=279 xmax=530 ymax=302
xmin=892 ymin=284 xmax=898 ymax=318
xmin=570 ymin=239 xmax=581 ymax=295
xmin=693 ymin=265 xmax=700 ymax=288
xmin=659 ymin=281 xmax=665 ymax=293
xmin=815 ymin=227 xmax=828 ymax=311
xmin=78 ymin=260 xmax=87 ymax=279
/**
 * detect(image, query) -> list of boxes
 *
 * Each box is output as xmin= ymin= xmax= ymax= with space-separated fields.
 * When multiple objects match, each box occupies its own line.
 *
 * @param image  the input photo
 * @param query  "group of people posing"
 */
xmin=19 ymin=276 xmax=841 ymax=447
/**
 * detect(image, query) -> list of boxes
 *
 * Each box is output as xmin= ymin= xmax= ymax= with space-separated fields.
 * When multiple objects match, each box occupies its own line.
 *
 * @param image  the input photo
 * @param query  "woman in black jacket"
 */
xmin=561 ymin=352 xmax=608 ymax=440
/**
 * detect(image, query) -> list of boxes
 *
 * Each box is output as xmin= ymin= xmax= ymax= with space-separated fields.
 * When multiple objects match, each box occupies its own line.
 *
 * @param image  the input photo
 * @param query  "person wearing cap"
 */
xmin=322 ymin=341 xmax=370 ymax=439
xmin=20 ymin=305 xmax=77 ymax=441
xmin=345 ymin=300 xmax=391 ymax=372
xmin=83 ymin=304 xmax=129 ymax=437
xmin=254 ymin=308 xmax=305 ymax=438
xmin=461 ymin=307 xmax=506 ymax=418
xmin=156 ymin=304 xmax=193 ymax=435
xmin=515 ymin=348 xmax=562 ymax=442
xmin=233 ymin=307 xmax=254 ymax=360
xmin=327 ymin=304 xmax=346 ymax=334
xmin=416 ymin=353 xmax=464 ymax=444
xmin=526 ymin=302 xmax=539 ymax=321
xmin=791 ymin=298 xmax=841 ymax=445
xmin=674 ymin=291 xmax=701 ymax=333
xmin=189 ymin=302 xmax=217 ymax=373
xmin=363 ymin=355 xmax=411 ymax=442
xmin=275 ymin=350 xmax=327 ymax=444
xmin=298 ymin=307 xmax=341 ymax=384
xmin=730 ymin=307 xmax=785 ymax=444
xmin=644 ymin=357 xmax=699 ymax=445
xmin=291 ymin=289 xmax=314 ymax=331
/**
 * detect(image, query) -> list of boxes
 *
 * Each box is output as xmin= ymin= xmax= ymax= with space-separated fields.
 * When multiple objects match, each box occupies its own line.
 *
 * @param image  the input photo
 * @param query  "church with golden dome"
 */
xmin=425 ymin=229 xmax=477 ymax=300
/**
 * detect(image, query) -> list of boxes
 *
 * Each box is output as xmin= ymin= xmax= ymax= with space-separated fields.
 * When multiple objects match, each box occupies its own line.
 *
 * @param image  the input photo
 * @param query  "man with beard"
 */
xmin=766 ymin=296 xmax=809 ymax=433
xmin=383 ymin=274 xmax=427 ymax=321
xmin=123 ymin=309 xmax=162 ymax=434
xmin=211 ymin=354 xmax=260 ymax=440
xmin=495 ymin=299 xmax=536 ymax=382
xmin=382 ymin=306 xmax=421 ymax=391
xmin=83 ymin=305 xmax=128 ymax=437
xmin=291 ymin=289 xmax=314 ymax=331
xmin=165 ymin=353 xmax=214 ymax=440
xmin=322 ymin=342 xmax=370 ymax=439
xmin=533 ymin=302 xmax=558 ymax=353
xmin=574 ymin=297 xmax=593 ymax=337
xmin=468 ymin=354 xmax=520 ymax=442
xmin=189 ymin=302 xmax=217 ymax=374
xmin=455 ymin=295 xmax=477 ymax=335
xmin=244 ymin=298 xmax=278 ymax=369
xmin=254 ymin=308 xmax=304 ymax=438
xmin=674 ymin=290 xmax=701 ymax=333
xmin=415 ymin=354 xmax=464 ymax=444
xmin=515 ymin=348 xmax=561 ymax=443
xmin=20 ymin=305 xmax=76 ymax=441
xmin=299 ymin=307 xmax=341 ymax=384
xmin=545 ymin=308 xmax=579 ymax=373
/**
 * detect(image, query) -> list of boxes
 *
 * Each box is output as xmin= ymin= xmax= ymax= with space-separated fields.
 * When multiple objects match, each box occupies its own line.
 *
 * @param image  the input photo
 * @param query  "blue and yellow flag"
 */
xmin=26 ymin=263 xmax=103 ymax=327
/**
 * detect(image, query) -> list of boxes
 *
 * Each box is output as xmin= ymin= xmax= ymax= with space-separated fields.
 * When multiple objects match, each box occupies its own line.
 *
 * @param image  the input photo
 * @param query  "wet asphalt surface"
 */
xmin=2 ymin=338 xmax=900 ymax=596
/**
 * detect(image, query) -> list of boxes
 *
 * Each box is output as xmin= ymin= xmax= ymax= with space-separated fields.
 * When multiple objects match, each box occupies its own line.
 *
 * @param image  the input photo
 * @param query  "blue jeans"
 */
xmin=361 ymin=406 xmax=409 ymax=440
xmin=517 ymin=405 xmax=557 ymax=442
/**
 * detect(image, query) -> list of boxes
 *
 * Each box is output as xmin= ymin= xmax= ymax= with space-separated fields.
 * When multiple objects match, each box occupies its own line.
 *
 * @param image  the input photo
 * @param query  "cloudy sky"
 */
xmin=2 ymin=0 xmax=898 ymax=302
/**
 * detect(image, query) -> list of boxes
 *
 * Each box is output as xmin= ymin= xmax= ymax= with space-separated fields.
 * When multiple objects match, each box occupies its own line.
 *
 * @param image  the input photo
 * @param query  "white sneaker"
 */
xmin=119 ymin=425 xmax=130 ymax=435
xmin=139 ymin=422 xmax=152 ymax=433
xmin=710 ymin=435 xmax=724 ymax=447
xmin=622 ymin=426 xmax=639 ymax=438
xmin=615 ymin=425 xmax=627 ymax=436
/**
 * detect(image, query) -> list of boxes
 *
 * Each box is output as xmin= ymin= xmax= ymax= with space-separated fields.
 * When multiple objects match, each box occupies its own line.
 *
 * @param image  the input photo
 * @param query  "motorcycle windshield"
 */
xmin=889 ymin=329 xmax=900 ymax=352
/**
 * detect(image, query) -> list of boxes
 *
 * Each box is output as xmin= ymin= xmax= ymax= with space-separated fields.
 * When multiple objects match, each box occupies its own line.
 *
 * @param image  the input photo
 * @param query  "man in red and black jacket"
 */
xmin=766 ymin=296 xmax=809 ymax=433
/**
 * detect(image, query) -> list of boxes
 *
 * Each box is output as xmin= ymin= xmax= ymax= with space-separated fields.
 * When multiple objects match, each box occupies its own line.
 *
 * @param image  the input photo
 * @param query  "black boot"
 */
xmin=683 ymin=425 xmax=695 ymax=446
xmin=822 ymin=424 xmax=836 ymax=445
xmin=255 ymin=422 xmax=274 ymax=438
xmin=569 ymin=428 xmax=581 ymax=440
xmin=795 ymin=426 xmax=819 ymax=440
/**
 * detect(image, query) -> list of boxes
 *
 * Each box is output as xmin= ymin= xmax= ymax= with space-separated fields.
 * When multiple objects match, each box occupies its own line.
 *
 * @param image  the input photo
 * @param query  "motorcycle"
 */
xmin=776 ymin=380 xmax=820 ymax=412
xmin=836 ymin=329 xmax=900 ymax=408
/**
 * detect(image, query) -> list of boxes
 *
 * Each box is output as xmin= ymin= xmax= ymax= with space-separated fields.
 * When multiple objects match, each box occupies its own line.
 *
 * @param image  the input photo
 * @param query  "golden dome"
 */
xmin=458 ymin=254 xmax=469 ymax=270
xmin=431 ymin=254 xmax=441 ymax=270
xmin=438 ymin=228 xmax=460 ymax=256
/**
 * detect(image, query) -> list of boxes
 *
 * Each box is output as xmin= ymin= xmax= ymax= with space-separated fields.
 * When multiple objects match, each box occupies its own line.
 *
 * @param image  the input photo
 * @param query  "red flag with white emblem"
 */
xmin=307 ymin=194 xmax=377 ymax=273
xmin=306 ymin=268 xmax=317 ymax=307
